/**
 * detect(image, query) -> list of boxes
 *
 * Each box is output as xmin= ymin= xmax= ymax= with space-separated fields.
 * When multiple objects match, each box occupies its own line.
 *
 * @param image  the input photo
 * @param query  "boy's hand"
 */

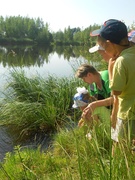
xmin=82 ymin=103 xmax=96 ymax=120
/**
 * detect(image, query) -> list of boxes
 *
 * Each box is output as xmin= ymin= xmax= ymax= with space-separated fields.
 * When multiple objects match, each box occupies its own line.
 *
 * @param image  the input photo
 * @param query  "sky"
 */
xmin=0 ymin=0 xmax=135 ymax=32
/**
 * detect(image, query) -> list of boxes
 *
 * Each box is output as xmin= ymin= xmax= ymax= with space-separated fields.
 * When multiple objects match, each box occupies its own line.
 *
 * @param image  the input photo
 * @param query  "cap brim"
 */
xmin=90 ymin=29 xmax=101 ymax=36
xmin=89 ymin=45 xmax=105 ymax=53
xmin=89 ymin=45 xmax=99 ymax=53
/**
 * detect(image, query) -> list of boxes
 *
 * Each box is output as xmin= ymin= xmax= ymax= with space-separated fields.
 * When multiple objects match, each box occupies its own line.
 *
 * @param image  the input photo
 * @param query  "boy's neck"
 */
xmin=96 ymin=73 xmax=102 ymax=90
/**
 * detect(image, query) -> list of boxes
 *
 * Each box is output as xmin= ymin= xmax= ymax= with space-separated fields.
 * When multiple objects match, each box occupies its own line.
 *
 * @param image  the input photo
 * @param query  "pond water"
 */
xmin=0 ymin=53 xmax=78 ymax=92
xmin=0 ymin=45 xmax=102 ymax=161
xmin=0 ymin=126 xmax=13 ymax=160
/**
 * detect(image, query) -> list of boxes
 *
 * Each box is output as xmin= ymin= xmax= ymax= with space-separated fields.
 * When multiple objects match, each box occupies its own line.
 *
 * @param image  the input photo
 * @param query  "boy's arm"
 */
xmin=111 ymin=95 xmax=118 ymax=129
xmin=111 ymin=91 xmax=122 ymax=129
xmin=82 ymin=97 xmax=113 ymax=120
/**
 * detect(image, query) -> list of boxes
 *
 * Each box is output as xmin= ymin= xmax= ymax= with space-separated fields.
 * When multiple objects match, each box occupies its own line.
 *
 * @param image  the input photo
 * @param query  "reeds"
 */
xmin=0 ymin=69 xmax=83 ymax=135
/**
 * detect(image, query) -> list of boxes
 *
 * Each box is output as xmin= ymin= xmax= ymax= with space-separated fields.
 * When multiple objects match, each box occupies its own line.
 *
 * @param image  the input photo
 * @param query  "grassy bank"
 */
xmin=0 ymin=126 xmax=134 ymax=179
xmin=0 ymin=70 xmax=134 ymax=179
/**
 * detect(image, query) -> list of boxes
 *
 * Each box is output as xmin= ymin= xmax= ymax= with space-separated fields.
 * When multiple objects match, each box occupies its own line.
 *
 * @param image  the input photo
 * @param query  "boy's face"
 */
xmin=81 ymin=73 xmax=93 ymax=84
xmin=98 ymin=50 xmax=112 ymax=62
xmin=97 ymin=37 xmax=116 ymax=58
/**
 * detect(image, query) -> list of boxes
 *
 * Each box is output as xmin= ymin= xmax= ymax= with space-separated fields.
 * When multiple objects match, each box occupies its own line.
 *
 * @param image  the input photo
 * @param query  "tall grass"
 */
xmin=0 ymin=124 xmax=134 ymax=179
xmin=0 ymin=69 xmax=84 ymax=136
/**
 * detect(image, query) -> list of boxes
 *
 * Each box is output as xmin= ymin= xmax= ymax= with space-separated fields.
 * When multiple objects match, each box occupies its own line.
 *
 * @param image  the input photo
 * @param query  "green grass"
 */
xmin=0 ymin=70 xmax=134 ymax=179
xmin=0 ymin=125 xmax=134 ymax=179
xmin=0 ymin=69 xmax=83 ymax=136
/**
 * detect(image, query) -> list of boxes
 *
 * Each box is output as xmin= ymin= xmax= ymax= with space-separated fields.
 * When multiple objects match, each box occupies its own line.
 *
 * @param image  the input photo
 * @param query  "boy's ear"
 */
xmin=106 ymin=40 xmax=112 ymax=45
xmin=106 ymin=40 xmax=110 ymax=43
xmin=87 ymin=72 xmax=92 ymax=77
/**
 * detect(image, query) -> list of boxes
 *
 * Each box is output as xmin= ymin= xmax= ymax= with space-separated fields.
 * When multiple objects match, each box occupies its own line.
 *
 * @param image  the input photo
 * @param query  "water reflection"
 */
xmin=0 ymin=45 xmax=101 ymax=67
xmin=0 ymin=46 xmax=8 ymax=54
xmin=0 ymin=45 xmax=51 ymax=67
xmin=0 ymin=44 xmax=104 ymax=79
xmin=0 ymin=126 xmax=52 ymax=161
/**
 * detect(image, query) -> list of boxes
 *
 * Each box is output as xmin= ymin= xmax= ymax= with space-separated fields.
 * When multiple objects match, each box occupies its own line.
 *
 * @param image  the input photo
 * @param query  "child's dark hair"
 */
xmin=75 ymin=64 xmax=98 ymax=78
xmin=82 ymin=93 xmax=97 ymax=103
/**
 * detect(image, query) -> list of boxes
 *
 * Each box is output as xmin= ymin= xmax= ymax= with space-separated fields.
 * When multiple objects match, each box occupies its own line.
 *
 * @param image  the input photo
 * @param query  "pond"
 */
xmin=0 ymin=45 xmax=104 ymax=161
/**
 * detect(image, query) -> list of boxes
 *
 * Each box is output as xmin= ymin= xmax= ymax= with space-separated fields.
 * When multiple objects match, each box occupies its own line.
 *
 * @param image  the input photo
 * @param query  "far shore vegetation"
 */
xmin=0 ymin=15 xmax=135 ymax=47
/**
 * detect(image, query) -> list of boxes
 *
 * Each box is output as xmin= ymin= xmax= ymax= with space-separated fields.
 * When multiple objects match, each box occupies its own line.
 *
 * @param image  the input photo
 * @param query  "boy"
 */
xmin=75 ymin=64 xmax=113 ymax=120
xmin=90 ymin=19 xmax=135 ymax=148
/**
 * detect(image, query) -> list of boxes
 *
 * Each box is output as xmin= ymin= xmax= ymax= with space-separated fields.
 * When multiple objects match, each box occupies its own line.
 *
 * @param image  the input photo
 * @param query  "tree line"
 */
xmin=0 ymin=16 xmax=134 ymax=46
xmin=0 ymin=15 xmax=101 ymax=46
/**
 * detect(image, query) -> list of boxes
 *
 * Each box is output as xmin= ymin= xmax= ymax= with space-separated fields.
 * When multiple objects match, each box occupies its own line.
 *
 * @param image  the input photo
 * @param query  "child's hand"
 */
xmin=82 ymin=102 xmax=96 ymax=120
xmin=78 ymin=118 xmax=84 ymax=127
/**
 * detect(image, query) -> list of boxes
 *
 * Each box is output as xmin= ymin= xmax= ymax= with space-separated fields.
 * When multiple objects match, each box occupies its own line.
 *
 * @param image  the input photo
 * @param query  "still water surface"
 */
xmin=0 ymin=52 xmax=78 ymax=92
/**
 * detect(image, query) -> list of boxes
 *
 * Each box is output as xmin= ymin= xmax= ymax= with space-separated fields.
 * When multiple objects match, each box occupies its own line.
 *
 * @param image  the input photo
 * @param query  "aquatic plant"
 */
xmin=0 ymin=69 xmax=84 ymax=135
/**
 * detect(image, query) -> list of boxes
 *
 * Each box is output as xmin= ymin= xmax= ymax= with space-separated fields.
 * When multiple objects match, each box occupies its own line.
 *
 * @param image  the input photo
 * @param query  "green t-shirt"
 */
xmin=110 ymin=46 xmax=135 ymax=120
xmin=89 ymin=70 xmax=110 ymax=100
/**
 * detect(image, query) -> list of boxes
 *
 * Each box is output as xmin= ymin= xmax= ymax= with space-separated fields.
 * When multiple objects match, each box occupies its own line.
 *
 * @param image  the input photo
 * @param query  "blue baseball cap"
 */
xmin=90 ymin=19 xmax=128 ymax=44
xmin=72 ymin=93 xmax=89 ymax=108
xmin=72 ymin=87 xmax=89 ymax=108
